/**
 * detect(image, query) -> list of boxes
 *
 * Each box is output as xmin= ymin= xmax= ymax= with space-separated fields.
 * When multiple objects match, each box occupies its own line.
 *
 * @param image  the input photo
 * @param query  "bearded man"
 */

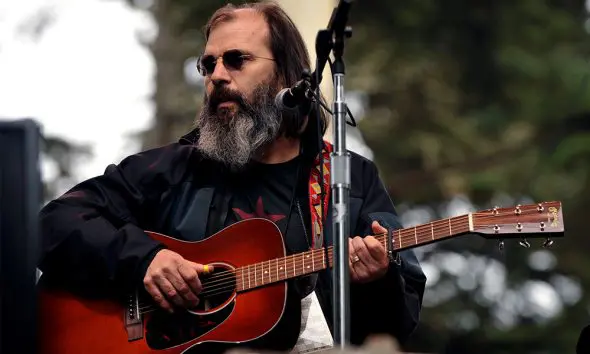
xmin=37 ymin=2 xmax=426 ymax=353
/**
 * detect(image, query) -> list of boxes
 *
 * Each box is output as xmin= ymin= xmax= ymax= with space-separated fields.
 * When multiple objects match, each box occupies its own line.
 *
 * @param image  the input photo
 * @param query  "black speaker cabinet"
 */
xmin=0 ymin=118 xmax=42 ymax=354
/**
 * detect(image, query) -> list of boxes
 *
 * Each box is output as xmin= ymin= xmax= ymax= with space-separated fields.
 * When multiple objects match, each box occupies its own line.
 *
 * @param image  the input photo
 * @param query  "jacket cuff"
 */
xmin=352 ymin=263 xmax=404 ymax=295
xmin=133 ymin=243 xmax=166 ymax=288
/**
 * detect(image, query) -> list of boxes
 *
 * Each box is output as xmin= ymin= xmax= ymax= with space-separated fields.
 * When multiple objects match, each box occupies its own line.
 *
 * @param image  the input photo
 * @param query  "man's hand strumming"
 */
xmin=143 ymin=249 xmax=212 ymax=313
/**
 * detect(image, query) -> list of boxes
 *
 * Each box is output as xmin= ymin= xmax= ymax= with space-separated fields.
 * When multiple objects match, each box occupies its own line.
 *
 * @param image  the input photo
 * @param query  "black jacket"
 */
xmin=38 ymin=129 xmax=427 ymax=347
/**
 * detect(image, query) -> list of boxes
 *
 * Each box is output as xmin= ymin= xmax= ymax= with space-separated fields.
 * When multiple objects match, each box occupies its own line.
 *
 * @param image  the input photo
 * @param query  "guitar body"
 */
xmin=38 ymin=218 xmax=294 ymax=354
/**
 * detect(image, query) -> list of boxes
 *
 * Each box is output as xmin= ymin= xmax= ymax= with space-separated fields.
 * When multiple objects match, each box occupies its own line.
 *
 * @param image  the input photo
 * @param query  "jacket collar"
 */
xmin=179 ymin=128 xmax=199 ymax=145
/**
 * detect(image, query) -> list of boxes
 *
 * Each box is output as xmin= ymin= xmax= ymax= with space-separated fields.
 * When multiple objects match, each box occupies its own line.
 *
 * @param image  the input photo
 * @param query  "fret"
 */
xmin=284 ymin=257 xmax=287 ymax=281
xmin=302 ymin=253 xmax=305 ymax=274
xmin=322 ymin=251 xmax=325 ymax=268
xmin=292 ymin=255 xmax=296 ymax=277
xmin=239 ymin=268 xmax=243 ymax=291
xmin=262 ymin=261 xmax=266 ymax=284
xmin=448 ymin=218 xmax=452 ymax=236
xmin=430 ymin=223 xmax=434 ymax=240
xmin=262 ymin=262 xmax=266 ymax=285
xmin=414 ymin=226 xmax=417 ymax=244
xmin=275 ymin=259 xmax=279 ymax=283
xmin=247 ymin=265 xmax=251 ymax=289
xmin=312 ymin=252 xmax=315 ymax=272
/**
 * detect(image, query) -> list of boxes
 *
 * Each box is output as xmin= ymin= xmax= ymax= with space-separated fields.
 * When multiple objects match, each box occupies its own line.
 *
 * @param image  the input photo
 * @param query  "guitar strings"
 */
xmin=137 ymin=208 xmax=548 ymax=312
xmin=137 ymin=223 xmax=474 ymax=312
xmin=137 ymin=221 xmax=475 ymax=309
xmin=136 ymin=229 xmax=388 ymax=306
xmin=136 ymin=228 xmax=441 ymax=313
xmin=168 ymin=214 xmax=473 ymax=289
xmin=188 ymin=209 xmax=542 ymax=289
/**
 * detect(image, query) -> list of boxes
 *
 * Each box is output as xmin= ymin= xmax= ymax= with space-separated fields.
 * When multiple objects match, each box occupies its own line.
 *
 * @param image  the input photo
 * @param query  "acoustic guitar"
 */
xmin=37 ymin=201 xmax=565 ymax=353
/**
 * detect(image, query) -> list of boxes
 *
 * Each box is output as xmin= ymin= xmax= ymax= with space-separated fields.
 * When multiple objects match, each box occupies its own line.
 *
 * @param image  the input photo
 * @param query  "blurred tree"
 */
xmin=40 ymin=135 xmax=92 ymax=201
xmin=1 ymin=6 xmax=88 ymax=203
xmin=128 ymin=0 xmax=590 ymax=353
xmin=345 ymin=0 xmax=590 ymax=353
xmin=128 ymin=0 xmax=239 ymax=148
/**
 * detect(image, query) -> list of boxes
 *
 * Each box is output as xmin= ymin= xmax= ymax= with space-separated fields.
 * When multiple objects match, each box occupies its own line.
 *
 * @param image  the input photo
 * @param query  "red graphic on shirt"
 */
xmin=233 ymin=196 xmax=286 ymax=223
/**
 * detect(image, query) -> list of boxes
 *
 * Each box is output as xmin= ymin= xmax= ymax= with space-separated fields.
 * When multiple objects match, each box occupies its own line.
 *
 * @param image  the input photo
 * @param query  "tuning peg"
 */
xmin=514 ymin=205 xmax=522 ymax=215
xmin=498 ymin=239 xmax=505 ymax=252
xmin=519 ymin=238 xmax=531 ymax=248
xmin=492 ymin=206 xmax=499 ymax=215
xmin=543 ymin=238 xmax=554 ymax=248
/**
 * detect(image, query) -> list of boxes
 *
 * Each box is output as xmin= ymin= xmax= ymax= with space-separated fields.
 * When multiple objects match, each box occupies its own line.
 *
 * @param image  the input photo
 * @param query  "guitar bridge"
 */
xmin=124 ymin=291 xmax=143 ymax=341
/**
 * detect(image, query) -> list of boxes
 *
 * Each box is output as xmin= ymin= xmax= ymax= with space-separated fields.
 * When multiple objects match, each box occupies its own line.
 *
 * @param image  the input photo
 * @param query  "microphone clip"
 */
xmin=275 ymin=69 xmax=315 ymax=113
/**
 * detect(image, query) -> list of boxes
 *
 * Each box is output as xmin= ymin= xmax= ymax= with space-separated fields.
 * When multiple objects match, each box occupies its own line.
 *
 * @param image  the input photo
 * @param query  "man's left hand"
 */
xmin=349 ymin=221 xmax=390 ymax=283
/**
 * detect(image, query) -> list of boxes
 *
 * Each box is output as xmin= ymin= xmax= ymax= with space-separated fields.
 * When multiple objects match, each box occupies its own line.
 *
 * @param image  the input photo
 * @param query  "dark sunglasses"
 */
xmin=196 ymin=49 xmax=274 ymax=76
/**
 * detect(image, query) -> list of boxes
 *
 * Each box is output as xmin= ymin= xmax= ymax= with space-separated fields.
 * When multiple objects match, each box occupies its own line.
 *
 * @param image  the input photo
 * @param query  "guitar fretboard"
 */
xmin=234 ymin=214 xmax=472 ymax=292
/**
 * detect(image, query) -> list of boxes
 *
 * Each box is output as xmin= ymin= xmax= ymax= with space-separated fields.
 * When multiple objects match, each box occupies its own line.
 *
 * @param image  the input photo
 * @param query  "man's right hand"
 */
xmin=143 ymin=249 xmax=211 ymax=313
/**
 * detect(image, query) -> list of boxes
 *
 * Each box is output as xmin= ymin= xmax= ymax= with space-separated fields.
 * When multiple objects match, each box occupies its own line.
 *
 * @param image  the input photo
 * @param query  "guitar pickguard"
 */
xmin=144 ymin=299 xmax=235 ymax=350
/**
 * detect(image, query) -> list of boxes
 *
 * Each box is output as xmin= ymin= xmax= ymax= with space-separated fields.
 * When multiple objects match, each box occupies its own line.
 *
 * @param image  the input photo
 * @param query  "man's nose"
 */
xmin=210 ymin=59 xmax=231 ymax=86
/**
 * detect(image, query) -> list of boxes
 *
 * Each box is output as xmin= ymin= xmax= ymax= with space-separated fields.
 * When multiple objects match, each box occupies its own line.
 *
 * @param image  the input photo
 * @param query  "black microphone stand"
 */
xmin=309 ymin=0 xmax=354 ymax=348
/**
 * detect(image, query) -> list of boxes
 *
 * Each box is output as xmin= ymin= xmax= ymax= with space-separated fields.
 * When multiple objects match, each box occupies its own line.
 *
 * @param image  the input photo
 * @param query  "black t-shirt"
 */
xmin=226 ymin=156 xmax=312 ymax=255
xmin=208 ymin=155 xmax=319 ymax=298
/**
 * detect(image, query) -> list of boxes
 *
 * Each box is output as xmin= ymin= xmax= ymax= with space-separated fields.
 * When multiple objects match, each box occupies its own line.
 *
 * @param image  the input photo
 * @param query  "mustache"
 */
xmin=206 ymin=86 xmax=253 ymax=114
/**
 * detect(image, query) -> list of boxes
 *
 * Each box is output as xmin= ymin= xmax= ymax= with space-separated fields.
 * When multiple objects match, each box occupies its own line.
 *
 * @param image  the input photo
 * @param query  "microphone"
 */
xmin=274 ymin=78 xmax=312 ymax=113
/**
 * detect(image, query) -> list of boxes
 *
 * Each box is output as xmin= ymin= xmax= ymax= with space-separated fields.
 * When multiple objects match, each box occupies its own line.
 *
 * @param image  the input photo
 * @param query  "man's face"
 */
xmin=195 ymin=9 xmax=283 ymax=170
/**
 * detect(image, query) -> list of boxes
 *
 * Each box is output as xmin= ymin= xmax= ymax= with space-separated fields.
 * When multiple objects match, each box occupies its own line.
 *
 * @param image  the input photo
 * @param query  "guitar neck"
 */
xmin=235 ymin=214 xmax=473 ymax=292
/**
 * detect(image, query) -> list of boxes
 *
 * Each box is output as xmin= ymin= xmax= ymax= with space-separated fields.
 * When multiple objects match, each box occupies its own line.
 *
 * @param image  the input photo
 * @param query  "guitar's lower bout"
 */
xmin=145 ymin=307 xmax=231 ymax=349
xmin=143 ymin=262 xmax=238 ymax=350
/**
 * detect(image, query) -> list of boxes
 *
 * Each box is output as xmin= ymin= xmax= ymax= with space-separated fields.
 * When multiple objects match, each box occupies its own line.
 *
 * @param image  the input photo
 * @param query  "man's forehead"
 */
xmin=204 ymin=9 xmax=270 ymax=55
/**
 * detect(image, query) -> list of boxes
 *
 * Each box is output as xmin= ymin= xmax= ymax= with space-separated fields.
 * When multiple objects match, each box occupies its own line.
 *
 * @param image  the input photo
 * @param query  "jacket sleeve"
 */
xmin=349 ymin=161 xmax=427 ymax=346
xmin=37 ymin=145 xmax=187 ymax=294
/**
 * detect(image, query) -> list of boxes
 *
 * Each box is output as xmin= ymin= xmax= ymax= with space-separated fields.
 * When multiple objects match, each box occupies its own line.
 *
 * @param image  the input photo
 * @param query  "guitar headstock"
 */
xmin=472 ymin=201 xmax=564 ymax=249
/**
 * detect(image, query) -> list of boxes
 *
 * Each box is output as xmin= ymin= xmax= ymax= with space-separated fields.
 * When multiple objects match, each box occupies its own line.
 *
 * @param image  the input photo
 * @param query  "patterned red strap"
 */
xmin=308 ymin=141 xmax=332 ymax=250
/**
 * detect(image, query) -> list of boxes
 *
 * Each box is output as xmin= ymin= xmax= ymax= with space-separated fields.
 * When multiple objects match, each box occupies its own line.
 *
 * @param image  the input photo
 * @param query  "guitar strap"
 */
xmin=306 ymin=141 xmax=332 ymax=289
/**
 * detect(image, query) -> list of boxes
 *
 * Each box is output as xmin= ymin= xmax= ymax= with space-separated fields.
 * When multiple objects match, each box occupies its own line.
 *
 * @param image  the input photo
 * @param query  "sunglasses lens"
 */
xmin=223 ymin=51 xmax=245 ymax=71
xmin=197 ymin=56 xmax=215 ymax=75
xmin=197 ymin=51 xmax=249 ymax=76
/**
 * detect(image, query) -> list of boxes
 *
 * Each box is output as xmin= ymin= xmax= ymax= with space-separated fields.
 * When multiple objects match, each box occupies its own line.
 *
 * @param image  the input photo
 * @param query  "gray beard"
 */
xmin=194 ymin=85 xmax=282 ymax=171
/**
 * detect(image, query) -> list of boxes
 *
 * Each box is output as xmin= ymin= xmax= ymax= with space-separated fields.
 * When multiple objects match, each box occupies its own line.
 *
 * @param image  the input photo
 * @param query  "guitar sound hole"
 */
xmin=192 ymin=263 xmax=236 ymax=313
